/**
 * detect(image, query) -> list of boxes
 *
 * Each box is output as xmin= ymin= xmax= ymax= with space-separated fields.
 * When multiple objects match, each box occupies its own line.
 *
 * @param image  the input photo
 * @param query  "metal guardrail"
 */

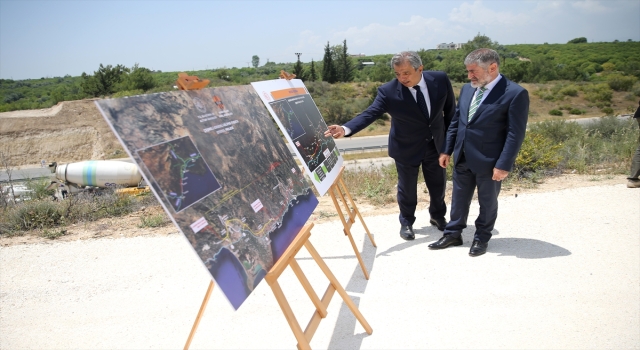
xmin=339 ymin=145 xmax=388 ymax=155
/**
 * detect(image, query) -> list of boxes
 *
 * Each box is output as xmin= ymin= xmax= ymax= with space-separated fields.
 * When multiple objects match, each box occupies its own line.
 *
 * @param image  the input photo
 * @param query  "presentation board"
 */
xmin=252 ymin=79 xmax=343 ymax=196
xmin=96 ymin=85 xmax=318 ymax=309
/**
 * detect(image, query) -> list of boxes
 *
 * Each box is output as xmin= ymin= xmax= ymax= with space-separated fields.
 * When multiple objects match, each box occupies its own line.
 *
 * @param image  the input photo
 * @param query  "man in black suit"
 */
xmin=325 ymin=51 xmax=456 ymax=241
xmin=430 ymin=48 xmax=529 ymax=257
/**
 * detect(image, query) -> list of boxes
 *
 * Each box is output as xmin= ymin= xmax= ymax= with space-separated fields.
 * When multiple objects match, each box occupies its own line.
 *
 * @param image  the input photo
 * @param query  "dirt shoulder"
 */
xmin=0 ymin=173 xmax=628 ymax=247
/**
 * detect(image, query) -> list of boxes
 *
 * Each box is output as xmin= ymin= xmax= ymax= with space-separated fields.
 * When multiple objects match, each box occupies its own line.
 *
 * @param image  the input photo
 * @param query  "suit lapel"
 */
xmin=423 ymin=72 xmax=438 ymax=119
xmin=470 ymin=75 xmax=507 ymax=122
xmin=460 ymin=84 xmax=474 ymax=124
xmin=396 ymin=80 xmax=422 ymax=117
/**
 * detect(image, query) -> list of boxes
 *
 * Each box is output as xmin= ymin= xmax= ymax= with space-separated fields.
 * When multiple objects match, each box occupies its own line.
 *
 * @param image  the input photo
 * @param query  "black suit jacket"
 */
xmin=444 ymin=74 xmax=529 ymax=174
xmin=343 ymin=71 xmax=455 ymax=164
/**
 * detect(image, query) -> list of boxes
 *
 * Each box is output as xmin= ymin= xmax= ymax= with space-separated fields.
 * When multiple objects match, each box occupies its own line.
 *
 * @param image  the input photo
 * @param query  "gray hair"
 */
xmin=464 ymin=48 xmax=500 ymax=69
xmin=391 ymin=51 xmax=422 ymax=70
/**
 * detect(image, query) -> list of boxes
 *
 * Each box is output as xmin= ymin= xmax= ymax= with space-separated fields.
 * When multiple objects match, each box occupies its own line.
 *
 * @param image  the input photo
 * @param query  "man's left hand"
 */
xmin=492 ymin=168 xmax=509 ymax=181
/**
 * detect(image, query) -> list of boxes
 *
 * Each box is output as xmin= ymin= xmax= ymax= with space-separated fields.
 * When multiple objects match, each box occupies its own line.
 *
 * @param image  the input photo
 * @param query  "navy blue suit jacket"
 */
xmin=444 ymin=74 xmax=529 ymax=174
xmin=343 ymin=71 xmax=455 ymax=165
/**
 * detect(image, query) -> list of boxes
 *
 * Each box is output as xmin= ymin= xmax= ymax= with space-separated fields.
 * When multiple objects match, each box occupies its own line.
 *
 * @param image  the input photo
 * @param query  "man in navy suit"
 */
xmin=430 ymin=48 xmax=529 ymax=257
xmin=325 ymin=51 xmax=456 ymax=241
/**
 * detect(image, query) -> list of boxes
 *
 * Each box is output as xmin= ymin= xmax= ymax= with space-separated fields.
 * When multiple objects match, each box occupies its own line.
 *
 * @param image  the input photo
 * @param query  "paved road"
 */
xmin=1 ymin=182 xmax=638 ymax=349
xmin=3 ymin=115 xmax=631 ymax=182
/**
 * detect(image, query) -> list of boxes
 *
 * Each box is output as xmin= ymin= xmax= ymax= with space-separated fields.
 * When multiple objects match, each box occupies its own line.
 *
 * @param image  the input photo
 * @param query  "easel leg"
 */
xmin=329 ymin=176 xmax=372 ymax=280
xmin=268 ymin=279 xmax=312 ymax=350
xmin=304 ymin=240 xmax=373 ymax=335
xmin=184 ymin=280 xmax=214 ymax=350
xmin=345 ymin=227 xmax=370 ymax=280
xmin=339 ymin=177 xmax=377 ymax=248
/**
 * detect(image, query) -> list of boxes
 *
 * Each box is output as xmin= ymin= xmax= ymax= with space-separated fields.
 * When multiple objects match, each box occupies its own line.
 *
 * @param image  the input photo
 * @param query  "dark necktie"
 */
xmin=413 ymin=85 xmax=430 ymax=120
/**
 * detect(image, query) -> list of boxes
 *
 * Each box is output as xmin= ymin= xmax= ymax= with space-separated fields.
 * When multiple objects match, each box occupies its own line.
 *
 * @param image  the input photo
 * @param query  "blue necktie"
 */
xmin=413 ymin=85 xmax=430 ymax=120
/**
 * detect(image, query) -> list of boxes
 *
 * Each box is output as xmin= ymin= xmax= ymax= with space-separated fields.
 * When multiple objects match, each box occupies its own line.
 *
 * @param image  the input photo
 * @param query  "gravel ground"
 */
xmin=1 ymin=183 xmax=639 ymax=349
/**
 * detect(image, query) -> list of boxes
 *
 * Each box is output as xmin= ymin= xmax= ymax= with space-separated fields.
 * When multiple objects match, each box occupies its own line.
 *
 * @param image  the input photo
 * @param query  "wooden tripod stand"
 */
xmin=183 ymin=223 xmax=372 ymax=350
xmin=327 ymin=166 xmax=377 ymax=279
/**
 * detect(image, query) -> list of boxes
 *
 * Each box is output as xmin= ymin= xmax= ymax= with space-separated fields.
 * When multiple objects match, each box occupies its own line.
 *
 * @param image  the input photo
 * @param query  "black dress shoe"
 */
xmin=429 ymin=217 xmax=448 ymax=231
xmin=399 ymin=225 xmax=415 ymax=241
xmin=428 ymin=235 xmax=462 ymax=249
xmin=469 ymin=240 xmax=488 ymax=257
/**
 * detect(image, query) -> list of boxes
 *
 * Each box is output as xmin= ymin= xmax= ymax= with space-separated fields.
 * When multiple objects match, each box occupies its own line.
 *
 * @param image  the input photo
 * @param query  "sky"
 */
xmin=1 ymin=0 xmax=639 ymax=80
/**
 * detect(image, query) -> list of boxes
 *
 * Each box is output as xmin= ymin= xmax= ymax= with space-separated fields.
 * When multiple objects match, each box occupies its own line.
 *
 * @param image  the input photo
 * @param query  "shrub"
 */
xmin=138 ymin=213 xmax=169 ymax=228
xmin=582 ymin=83 xmax=612 ymax=103
xmin=585 ymin=116 xmax=629 ymax=139
xmin=601 ymin=107 xmax=614 ymax=115
xmin=606 ymin=74 xmax=638 ymax=91
xmin=342 ymin=164 xmax=397 ymax=206
xmin=530 ymin=119 xmax=585 ymax=144
xmin=558 ymin=85 xmax=578 ymax=97
xmin=549 ymin=109 xmax=563 ymax=116
xmin=24 ymin=178 xmax=55 ymax=200
xmin=514 ymin=132 xmax=562 ymax=176
xmin=5 ymin=200 xmax=66 ymax=231
xmin=569 ymin=108 xmax=585 ymax=115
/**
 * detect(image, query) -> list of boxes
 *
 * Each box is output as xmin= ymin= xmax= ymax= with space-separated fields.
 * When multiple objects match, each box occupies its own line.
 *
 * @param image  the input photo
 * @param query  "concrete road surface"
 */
xmin=1 ymin=184 xmax=639 ymax=349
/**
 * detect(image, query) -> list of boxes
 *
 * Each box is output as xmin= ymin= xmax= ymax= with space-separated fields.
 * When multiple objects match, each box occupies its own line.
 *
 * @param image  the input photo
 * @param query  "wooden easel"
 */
xmin=184 ymin=280 xmax=214 ymax=350
xmin=327 ymin=166 xmax=377 ymax=279
xmin=275 ymin=71 xmax=377 ymax=280
xmin=183 ymin=74 xmax=372 ymax=349
xmin=267 ymin=222 xmax=372 ymax=349
xmin=184 ymin=223 xmax=372 ymax=350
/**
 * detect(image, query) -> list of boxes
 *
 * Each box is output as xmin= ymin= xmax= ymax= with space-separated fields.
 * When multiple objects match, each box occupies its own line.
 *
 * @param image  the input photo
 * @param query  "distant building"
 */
xmin=437 ymin=42 xmax=464 ymax=50
xmin=350 ymin=53 xmax=366 ymax=57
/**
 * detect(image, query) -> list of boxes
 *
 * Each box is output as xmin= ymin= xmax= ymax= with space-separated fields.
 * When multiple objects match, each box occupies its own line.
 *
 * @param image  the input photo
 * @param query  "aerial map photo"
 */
xmin=96 ymin=85 xmax=318 ymax=309
xmin=252 ymin=79 xmax=343 ymax=195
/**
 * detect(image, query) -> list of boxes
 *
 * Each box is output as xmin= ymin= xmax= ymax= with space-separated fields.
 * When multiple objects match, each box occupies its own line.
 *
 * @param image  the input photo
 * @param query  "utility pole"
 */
xmin=295 ymin=53 xmax=302 ymax=61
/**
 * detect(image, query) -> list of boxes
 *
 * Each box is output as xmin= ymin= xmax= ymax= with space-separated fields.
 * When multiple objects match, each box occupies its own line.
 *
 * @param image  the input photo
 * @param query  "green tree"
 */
xmin=369 ymin=57 xmax=394 ymax=82
xmin=417 ymin=49 xmax=436 ymax=70
xmin=308 ymin=59 xmax=317 ymax=81
xmin=81 ymin=64 xmax=128 ymax=97
xmin=336 ymin=39 xmax=355 ymax=82
xmin=252 ymin=55 xmax=260 ymax=68
xmin=120 ymin=64 xmax=156 ymax=91
xmin=322 ymin=42 xmax=338 ymax=83
xmin=293 ymin=56 xmax=305 ymax=80
xmin=568 ymin=37 xmax=588 ymax=44
xmin=463 ymin=33 xmax=501 ymax=55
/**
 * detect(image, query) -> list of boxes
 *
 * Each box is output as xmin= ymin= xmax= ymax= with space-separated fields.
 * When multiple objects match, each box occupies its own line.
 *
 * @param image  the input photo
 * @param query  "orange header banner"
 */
xmin=270 ymin=87 xmax=306 ymax=100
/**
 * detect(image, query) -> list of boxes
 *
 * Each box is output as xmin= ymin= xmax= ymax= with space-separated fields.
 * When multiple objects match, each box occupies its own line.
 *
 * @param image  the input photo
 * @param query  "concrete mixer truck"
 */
xmin=47 ymin=160 xmax=148 ymax=200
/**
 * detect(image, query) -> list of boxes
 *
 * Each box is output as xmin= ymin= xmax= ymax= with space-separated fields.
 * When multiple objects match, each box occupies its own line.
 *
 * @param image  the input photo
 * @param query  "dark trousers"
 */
xmin=444 ymin=155 xmax=501 ymax=243
xmin=394 ymin=140 xmax=446 ymax=227
xmin=629 ymin=143 xmax=640 ymax=180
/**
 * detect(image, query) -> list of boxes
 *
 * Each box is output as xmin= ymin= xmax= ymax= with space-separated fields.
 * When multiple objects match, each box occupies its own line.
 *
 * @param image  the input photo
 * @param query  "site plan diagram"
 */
xmin=252 ymin=79 xmax=343 ymax=195
xmin=96 ymin=85 xmax=318 ymax=309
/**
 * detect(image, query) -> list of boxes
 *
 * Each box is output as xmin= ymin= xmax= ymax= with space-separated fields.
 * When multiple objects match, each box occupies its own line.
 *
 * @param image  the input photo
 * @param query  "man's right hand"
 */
xmin=439 ymin=154 xmax=451 ymax=168
xmin=325 ymin=125 xmax=345 ymax=138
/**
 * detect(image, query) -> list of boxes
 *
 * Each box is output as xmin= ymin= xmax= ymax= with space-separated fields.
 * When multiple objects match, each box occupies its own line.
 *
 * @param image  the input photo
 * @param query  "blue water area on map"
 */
xmin=208 ymin=189 xmax=318 ymax=310
xmin=208 ymin=247 xmax=251 ymax=310
xmin=174 ymin=169 xmax=221 ymax=212
xmin=288 ymin=113 xmax=306 ymax=140
xmin=270 ymin=189 xmax=319 ymax=262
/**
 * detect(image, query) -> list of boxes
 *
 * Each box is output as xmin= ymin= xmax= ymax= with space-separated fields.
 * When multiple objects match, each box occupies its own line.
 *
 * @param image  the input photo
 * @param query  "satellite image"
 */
xmin=137 ymin=136 xmax=221 ymax=212
xmin=269 ymin=94 xmax=341 ymax=179
xmin=96 ymin=85 xmax=318 ymax=309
